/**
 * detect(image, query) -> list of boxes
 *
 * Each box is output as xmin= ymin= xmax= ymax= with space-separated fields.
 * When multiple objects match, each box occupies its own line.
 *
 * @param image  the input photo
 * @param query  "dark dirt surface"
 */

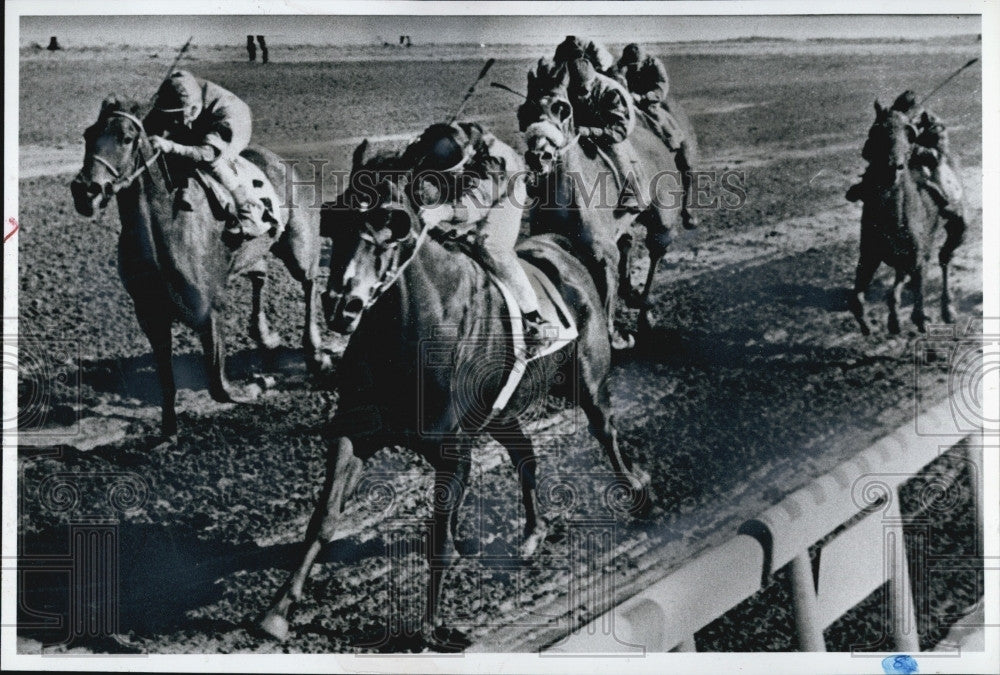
xmin=15 ymin=39 xmax=983 ymax=653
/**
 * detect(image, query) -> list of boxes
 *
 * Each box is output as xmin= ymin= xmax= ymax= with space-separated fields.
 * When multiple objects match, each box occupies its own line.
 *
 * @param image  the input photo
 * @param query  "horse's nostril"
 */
xmin=344 ymin=297 xmax=364 ymax=315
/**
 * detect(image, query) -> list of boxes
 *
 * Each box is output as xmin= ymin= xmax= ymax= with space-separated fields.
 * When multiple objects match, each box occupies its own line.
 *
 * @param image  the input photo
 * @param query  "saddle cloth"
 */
xmin=484 ymin=258 xmax=579 ymax=418
xmin=194 ymin=156 xmax=283 ymax=237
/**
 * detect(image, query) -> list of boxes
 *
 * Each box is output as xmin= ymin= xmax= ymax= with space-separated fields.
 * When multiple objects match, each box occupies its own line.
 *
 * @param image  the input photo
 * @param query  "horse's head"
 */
xmin=519 ymin=59 xmax=576 ymax=176
xmin=71 ymin=96 xmax=150 ymax=216
xmin=323 ymin=140 xmax=418 ymax=334
xmin=867 ymin=99 xmax=919 ymax=187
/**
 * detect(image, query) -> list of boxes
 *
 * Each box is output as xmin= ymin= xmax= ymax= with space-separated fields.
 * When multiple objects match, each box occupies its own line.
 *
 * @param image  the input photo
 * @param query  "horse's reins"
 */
xmin=94 ymin=110 xmax=162 ymax=196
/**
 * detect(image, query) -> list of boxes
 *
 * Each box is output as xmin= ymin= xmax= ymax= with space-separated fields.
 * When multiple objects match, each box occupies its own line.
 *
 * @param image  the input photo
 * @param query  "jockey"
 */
xmin=404 ymin=122 xmax=555 ymax=353
xmin=846 ymin=90 xmax=964 ymax=224
xmin=613 ymin=43 xmax=698 ymax=228
xmin=566 ymin=57 xmax=644 ymax=212
xmin=144 ymin=70 xmax=269 ymax=238
xmin=553 ymin=35 xmax=616 ymax=77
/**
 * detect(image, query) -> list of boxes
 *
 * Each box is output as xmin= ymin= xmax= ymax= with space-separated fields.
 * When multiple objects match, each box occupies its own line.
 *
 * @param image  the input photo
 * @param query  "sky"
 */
xmin=19 ymin=14 xmax=982 ymax=48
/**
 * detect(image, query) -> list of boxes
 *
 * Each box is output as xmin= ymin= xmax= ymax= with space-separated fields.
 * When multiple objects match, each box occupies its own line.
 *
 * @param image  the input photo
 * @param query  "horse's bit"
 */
xmin=90 ymin=110 xmax=162 ymax=196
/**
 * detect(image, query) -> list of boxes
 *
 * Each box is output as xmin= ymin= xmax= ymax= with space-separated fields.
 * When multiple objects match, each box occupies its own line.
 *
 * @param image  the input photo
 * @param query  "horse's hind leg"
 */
xmin=272 ymin=219 xmax=333 ymax=373
xmin=259 ymin=436 xmax=364 ymax=641
xmin=939 ymin=214 xmax=966 ymax=324
xmin=200 ymin=313 xmax=258 ymax=403
xmin=637 ymin=211 xmax=671 ymax=334
xmin=492 ymin=423 xmax=548 ymax=558
xmin=909 ymin=267 xmax=927 ymax=333
xmin=580 ymin=370 xmax=650 ymax=514
xmin=425 ymin=450 xmax=472 ymax=651
xmin=136 ymin=309 xmax=177 ymax=440
xmin=887 ymin=268 xmax=908 ymax=335
xmin=849 ymin=249 xmax=880 ymax=336
xmin=246 ymin=262 xmax=282 ymax=350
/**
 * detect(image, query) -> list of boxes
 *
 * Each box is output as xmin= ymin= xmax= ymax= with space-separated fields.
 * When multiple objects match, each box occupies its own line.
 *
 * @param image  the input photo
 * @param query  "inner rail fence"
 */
xmin=477 ymin=393 xmax=986 ymax=654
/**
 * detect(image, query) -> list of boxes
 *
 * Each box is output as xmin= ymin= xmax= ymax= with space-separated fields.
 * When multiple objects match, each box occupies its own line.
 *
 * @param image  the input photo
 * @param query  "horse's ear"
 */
xmin=129 ymin=101 xmax=143 ymax=117
xmin=100 ymin=96 xmax=120 ymax=115
xmin=352 ymin=139 xmax=370 ymax=169
xmin=873 ymin=99 xmax=885 ymax=117
xmin=905 ymin=123 xmax=918 ymax=143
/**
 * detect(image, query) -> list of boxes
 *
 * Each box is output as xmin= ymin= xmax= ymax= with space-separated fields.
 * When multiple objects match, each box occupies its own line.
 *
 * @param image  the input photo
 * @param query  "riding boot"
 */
xmin=230 ymin=184 xmax=271 ymax=238
xmin=522 ymin=310 xmax=556 ymax=358
xmin=211 ymin=159 xmax=269 ymax=238
xmin=607 ymin=142 xmax=644 ymax=213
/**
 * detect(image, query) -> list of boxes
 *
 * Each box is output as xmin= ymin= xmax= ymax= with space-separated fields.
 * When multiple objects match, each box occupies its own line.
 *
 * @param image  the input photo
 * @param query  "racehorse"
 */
xmin=71 ymin=96 xmax=331 ymax=443
xmin=518 ymin=59 xmax=699 ymax=348
xmin=258 ymin=140 xmax=650 ymax=650
xmin=848 ymin=101 xmax=965 ymax=335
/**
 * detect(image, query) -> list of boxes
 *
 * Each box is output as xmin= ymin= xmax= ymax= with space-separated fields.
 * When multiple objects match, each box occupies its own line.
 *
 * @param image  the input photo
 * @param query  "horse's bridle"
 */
xmin=351 ymin=199 xmax=433 ymax=313
xmin=89 ymin=110 xmax=162 ymax=196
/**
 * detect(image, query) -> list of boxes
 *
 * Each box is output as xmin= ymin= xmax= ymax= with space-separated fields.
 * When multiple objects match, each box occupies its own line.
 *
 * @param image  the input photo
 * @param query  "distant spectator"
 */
xmin=246 ymin=35 xmax=256 ymax=62
xmin=46 ymin=36 xmax=62 ymax=51
xmin=257 ymin=35 xmax=268 ymax=64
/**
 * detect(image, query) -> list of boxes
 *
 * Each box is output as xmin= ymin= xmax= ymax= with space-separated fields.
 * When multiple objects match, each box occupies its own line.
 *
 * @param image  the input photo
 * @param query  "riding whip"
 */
xmin=917 ymin=57 xmax=978 ymax=109
xmin=490 ymin=81 xmax=526 ymax=99
xmin=152 ymin=36 xmax=194 ymax=99
xmin=447 ymin=58 xmax=496 ymax=124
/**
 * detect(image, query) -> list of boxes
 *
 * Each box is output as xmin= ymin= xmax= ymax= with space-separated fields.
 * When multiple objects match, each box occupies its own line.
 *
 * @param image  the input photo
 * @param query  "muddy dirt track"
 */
xmin=16 ymin=39 xmax=983 ymax=653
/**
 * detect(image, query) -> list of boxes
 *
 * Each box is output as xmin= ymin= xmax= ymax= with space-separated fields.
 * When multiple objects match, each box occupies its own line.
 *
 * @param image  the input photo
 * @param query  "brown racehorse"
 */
xmin=848 ymin=101 xmax=965 ymax=335
xmin=71 ymin=96 xmax=331 ymax=443
xmin=518 ymin=59 xmax=699 ymax=348
xmin=258 ymin=140 xmax=650 ymax=650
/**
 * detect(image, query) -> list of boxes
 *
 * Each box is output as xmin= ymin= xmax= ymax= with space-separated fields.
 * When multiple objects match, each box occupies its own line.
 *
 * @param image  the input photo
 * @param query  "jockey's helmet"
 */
xmin=154 ymin=70 xmax=203 ymax=126
xmin=621 ymin=43 xmax=643 ymax=64
xmin=554 ymin=36 xmax=585 ymax=63
xmin=568 ymin=58 xmax=597 ymax=96
xmin=891 ymin=90 xmax=918 ymax=113
xmin=410 ymin=123 xmax=473 ymax=173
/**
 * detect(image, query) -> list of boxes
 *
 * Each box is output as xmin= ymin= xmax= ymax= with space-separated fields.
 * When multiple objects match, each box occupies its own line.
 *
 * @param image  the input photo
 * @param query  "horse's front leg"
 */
xmin=886 ymin=269 xmax=908 ymax=335
xmin=425 ymin=450 xmax=472 ymax=651
xmin=939 ymin=214 xmax=966 ymax=324
xmin=135 ymin=308 xmax=177 ymax=443
xmin=246 ymin=263 xmax=282 ymax=350
xmin=259 ymin=436 xmax=364 ymax=640
xmin=909 ymin=267 xmax=927 ymax=332
xmin=850 ymin=248 xmax=881 ymax=336
xmin=493 ymin=423 xmax=548 ymax=558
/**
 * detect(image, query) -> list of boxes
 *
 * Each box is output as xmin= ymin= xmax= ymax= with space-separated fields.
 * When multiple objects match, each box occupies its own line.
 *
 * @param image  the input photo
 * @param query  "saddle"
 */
xmin=192 ymin=157 xmax=283 ymax=238
xmin=430 ymin=227 xmax=578 ymax=418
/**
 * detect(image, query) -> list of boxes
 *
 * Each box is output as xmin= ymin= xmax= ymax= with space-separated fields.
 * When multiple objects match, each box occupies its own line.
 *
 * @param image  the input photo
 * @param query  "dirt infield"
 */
xmin=15 ymin=38 xmax=983 ymax=653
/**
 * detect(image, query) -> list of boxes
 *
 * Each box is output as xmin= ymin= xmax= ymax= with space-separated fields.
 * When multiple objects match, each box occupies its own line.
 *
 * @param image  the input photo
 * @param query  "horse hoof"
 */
xmin=629 ymin=487 xmax=654 ymax=519
xmin=213 ymin=383 xmax=262 ymax=404
xmin=308 ymin=350 xmax=335 ymax=375
xmin=611 ymin=331 xmax=635 ymax=351
xmin=254 ymin=331 xmax=282 ymax=351
xmin=148 ymin=434 xmax=178 ymax=453
xmin=887 ymin=316 xmax=900 ymax=335
xmin=258 ymin=613 xmax=290 ymax=641
xmin=942 ymin=306 xmax=957 ymax=324
xmin=520 ymin=522 xmax=549 ymax=558
xmin=426 ymin=626 xmax=471 ymax=653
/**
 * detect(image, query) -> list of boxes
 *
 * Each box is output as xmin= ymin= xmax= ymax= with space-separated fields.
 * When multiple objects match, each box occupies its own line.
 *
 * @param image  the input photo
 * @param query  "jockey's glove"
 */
xmin=578 ymin=126 xmax=603 ymax=139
